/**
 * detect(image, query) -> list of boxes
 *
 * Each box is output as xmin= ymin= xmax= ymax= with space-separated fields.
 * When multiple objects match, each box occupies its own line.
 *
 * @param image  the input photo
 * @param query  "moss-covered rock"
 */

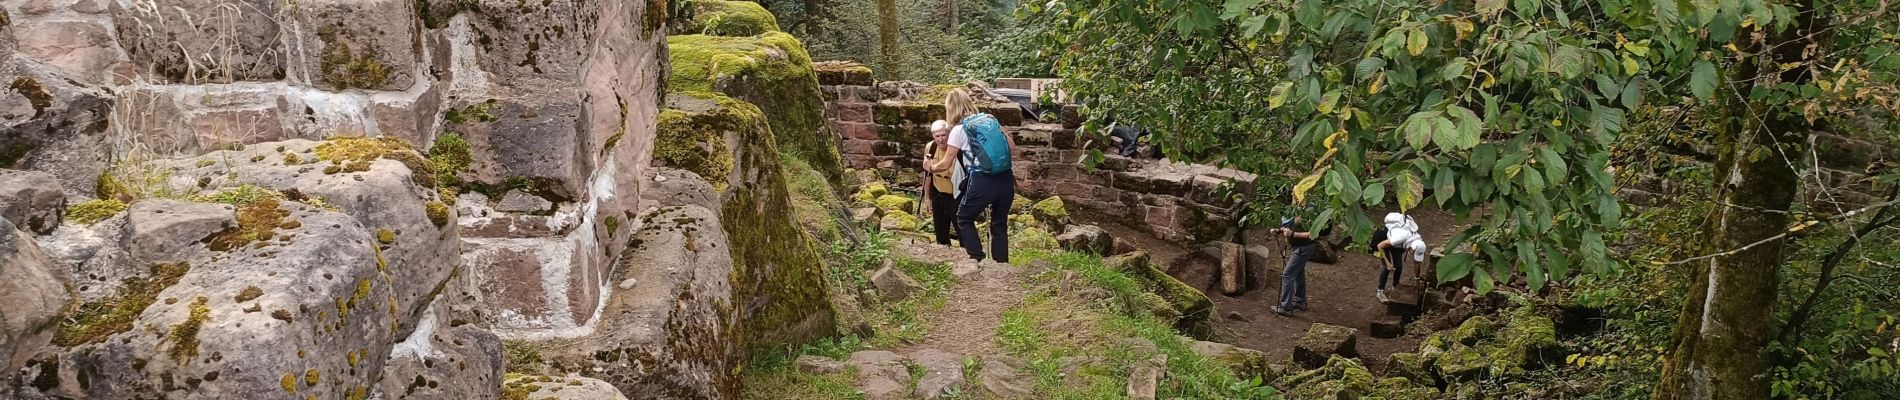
xmin=657 ymin=91 xmax=772 ymax=190
xmin=1434 ymin=346 xmax=1487 ymax=381
xmin=1031 ymin=196 xmax=1070 ymax=230
xmin=671 ymin=0 xmax=781 ymax=37
xmin=66 ymin=199 xmax=127 ymax=225
xmin=1011 ymin=225 xmax=1059 ymax=251
xmin=812 ymin=61 xmax=873 ymax=86
xmin=1387 ymin=352 xmax=1436 ymax=386
xmin=1275 ymin=355 xmax=1376 ymax=398
xmin=879 ymin=210 xmax=922 ymax=232
xmin=873 ymin=194 xmax=914 ymax=212
xmin=1485 ymin=305 xmax=1560 ymax=375
xmin=668 ymin=32 xmax=844 ymax=186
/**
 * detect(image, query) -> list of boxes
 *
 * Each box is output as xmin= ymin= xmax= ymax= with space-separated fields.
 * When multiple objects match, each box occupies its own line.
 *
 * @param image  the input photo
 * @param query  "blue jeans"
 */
xmin=1279 ymin=243 xmax=1315 ymax=309
xmin=956 ymin=171 xmax=1014 ymax=262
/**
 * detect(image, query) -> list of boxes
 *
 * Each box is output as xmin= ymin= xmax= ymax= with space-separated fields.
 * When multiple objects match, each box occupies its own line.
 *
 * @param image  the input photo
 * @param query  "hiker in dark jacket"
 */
xmin=1272 ymin=215 xmax=1331 ymax=316
xmin=928 ymin=88 xmax=1017 ymax=263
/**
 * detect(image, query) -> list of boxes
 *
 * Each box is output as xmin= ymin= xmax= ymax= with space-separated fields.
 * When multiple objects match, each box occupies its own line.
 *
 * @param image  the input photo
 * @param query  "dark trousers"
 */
xmin=1378 ymin=249 xmax=1405 ymax=290
xmin=955 ymin=171 xmax=1015 ymax=262
xmin=1278 ymin=243 xmax=1315 ymax=309
xmin=928 ymin=188 xmax=958 ymax=245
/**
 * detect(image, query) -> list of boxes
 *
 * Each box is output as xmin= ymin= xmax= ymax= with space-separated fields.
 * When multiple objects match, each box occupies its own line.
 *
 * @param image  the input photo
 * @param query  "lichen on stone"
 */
xmin=206 ymin=197 xmax=295 ymax=252
xmin=428 ymin=132 xmax=473 ymax=187
xmin=314 ymin=136 xmax=436 ymax=188
xmin=443 ymin=100 xmax=500 ymax=125
xmin=873 ymin=194 xmax=914 ymax=212
xmin=8 ymin=77 xmax=51 ymax=117
xmin=1032 ymin=196 xmax=1070 ymax=223
xmin=67 ymin=199 xmax=128 ymax=225
xmin=53 ymin=263 xmax=192 ymax=346
xmin=166 ymin=296 xmax=211 ymax=362
xmin=425 ymin=201 xmax=451 ymax=227
xmin=235 ymin=286 xmax=265 ymax=302
xmin=376 ymin=228 xmax=397 ymax=245
xmin=316 ymin=29 xmax=392 ymax=89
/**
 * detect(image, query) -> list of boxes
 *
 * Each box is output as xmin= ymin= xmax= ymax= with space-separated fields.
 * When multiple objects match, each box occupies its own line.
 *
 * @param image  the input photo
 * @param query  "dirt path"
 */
xmin=888 ymin=237 xmax=1025 ymax=357
xmin=1077 ymin=208 xmax=1457 ymax=373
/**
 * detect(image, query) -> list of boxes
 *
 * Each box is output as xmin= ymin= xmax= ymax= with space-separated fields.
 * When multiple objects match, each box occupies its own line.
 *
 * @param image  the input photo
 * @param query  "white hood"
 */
xmin=1383 ymin=213 xmax=1428 ymax=262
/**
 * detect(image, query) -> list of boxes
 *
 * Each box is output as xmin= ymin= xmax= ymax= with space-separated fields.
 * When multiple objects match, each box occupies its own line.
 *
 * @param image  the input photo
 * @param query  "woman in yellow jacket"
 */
xmin=921 ymin=120 xmax=963 ymax=247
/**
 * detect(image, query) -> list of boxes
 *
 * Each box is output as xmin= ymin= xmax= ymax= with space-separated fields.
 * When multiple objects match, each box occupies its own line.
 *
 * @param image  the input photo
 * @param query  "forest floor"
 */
xmin=1076 ymin=208 xmax=1457 ymax=373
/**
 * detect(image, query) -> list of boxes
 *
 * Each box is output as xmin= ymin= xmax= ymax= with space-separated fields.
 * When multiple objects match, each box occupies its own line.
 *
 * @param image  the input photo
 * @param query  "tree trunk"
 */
xmin=944 ymin=0 xmax=958 ymax=33
xmin=1653 ymin=2 xmax=1828 ymax=399
xmin=876 ymin=0 xmax=902 ymax=81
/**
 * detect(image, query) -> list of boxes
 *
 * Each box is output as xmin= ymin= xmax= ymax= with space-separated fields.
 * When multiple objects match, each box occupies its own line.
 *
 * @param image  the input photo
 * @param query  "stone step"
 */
xmin=1370 ymin=316 xmax=1406 ymax=339
xmin=1384 ymin=286 xmax=1423 ymax=317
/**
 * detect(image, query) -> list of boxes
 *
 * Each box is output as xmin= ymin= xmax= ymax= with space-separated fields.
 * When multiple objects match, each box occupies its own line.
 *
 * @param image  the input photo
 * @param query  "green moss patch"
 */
xmin=655 ymin=91 xmax=770 ymax=190
xmin=668 ymin=32 xmax=843 ymax=184
xmin=680 ymin=0 xmax=780 ymax=36
xmin=207 ymin=197 xmax=296 ymax=252
xmin=54 ymin=263 xmax=192 ymax=346
xmin=428 ymin=133 xmax=473 ymax=187
xmin=67 ymin=199 xmax=128 ymax=225
xmin=315 ymin=136 xmax=436 ymax=188
xmin=425 ymin=201 xmax=451 ymax=227
xmin=167 ymin=296 xmax=210 ymax=362
xmin=317 ymin=29 xmax=393 ymax=90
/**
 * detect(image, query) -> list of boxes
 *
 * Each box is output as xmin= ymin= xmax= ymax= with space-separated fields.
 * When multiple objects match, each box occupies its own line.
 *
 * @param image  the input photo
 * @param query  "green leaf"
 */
xmin=1512 ymin=0 xmax=1541 ymax=16
xmin=1429 ymin=116 xmax=1459 ymax=150
xmin=1406 ymin=28 xmax=1429 ymax=56
xmin=1317 ymin=90 xmax=1343 ymax=114
xmin=1551 ymin=46 xmax=1587 ymax=79
xmin=1403 ymin=111 xmax=1437 ymax=149
xmin=1689 ymin=0 xmax=1718 ymax=25
xmin=1363 ymin=182 xmax=1386 ymax=205
xmin=1433 ymin=169 xmax=1457 ymax=206
xmin=1476 ymin=0 xmax=1507 ymax=17
xmin=1437 ymin=253 xmax=1475 ymax=284
xmin=1397 ymin=171 xmax=1423 ymax=211
xmin=1474 ymin=267 xmax=1495 ymax=294
xmin=1241 ymin=15 xmax=1270 ymax=37
xmin=1295 ymin=0 xmax=1324 ymax=29
xmin=1221 ymin=0 xmax=1261 ymax=20
xmin=1536 ymin=147 xmax=1569 ymax=183
xmin=1518 ymin=240 xmax=1543 ymax=290
xmin=1268 ymin=82 xmax=1294 ymax=109
xmin=1543 ymin=241 xmax=1571 ymax=280
xmin=1522 ymin=166 xmax=1546 ymax=193
xmin=1621 ymin=76 xmax=1645 ymax=109
xmin=1445 ymin=105 xmax=1482 ymax=149
xmin=1654 ymin=0 xmax=1683 ymax=25
xmin=1592 ymin=104 xmax=1626 ymax=136
xmin=1581 ymin=231 xmax=1609 ymax=274
xmin=1355 ymin=57 xmax=1387 ymax=79
xmin=1690 ymin=60 xmax=1719 ymax=101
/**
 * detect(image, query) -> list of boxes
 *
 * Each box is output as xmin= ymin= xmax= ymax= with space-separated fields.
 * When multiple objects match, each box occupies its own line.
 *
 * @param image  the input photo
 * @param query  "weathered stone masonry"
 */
xmin=816 ymin=63 xmax=1258 ymax=244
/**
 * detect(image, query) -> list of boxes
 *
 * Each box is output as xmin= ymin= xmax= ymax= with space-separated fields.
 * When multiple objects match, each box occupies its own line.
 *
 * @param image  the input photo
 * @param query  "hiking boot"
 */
xmin=1376 ymin=289 xmax=1389 ymax=303
xmin=1293 ymin=302 xmax=1308 ymax=311
xmin=1271 ymin=306 xmax=1292 ymax=317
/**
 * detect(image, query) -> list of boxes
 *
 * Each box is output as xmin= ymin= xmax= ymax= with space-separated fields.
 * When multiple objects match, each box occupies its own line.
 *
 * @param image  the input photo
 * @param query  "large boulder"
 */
xmin=670 ymin=0 xmax=781 ymax=37
xmin=669 ymin=31 xmax=844 ymax=184
xmin=871 ymin=262 xmax=923 ymax=303
xmin=533 ymin=204 xmax=741 ymax=399
xmin=1189 ymin=340 xmax=1268 ymax=378
xmin=847 ymin=350 xmax=910 ymax=400
xmin=1056 ymin=224 xmax=1112 ymax=255
xmin=0 ymin=170 xmax=65 ymax=234
xmin=0 ymin=218 xmax=71 ymax=371
xmin=371 ymin=271 xmax=505 ymax=400
xmin=1294 ymin=323 xmax=1359 ymax=369
xmin=290 ymin=0 xmax=422 ymax=91
xmin=16 ymin=196 xmax=407 ymax=399
xmin=1274 ymin=355 xmax=1376 ymax=399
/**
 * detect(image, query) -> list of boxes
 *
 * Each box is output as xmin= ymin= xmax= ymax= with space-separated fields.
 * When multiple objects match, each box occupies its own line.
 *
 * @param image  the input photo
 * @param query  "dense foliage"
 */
xmin=771 ymin=0 xmax=1029 ymax=82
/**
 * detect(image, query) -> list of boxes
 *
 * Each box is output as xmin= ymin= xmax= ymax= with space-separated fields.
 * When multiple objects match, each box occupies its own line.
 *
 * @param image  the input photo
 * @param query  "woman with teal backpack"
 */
xmin=927 ymin=88 xmax=1017 ymax=263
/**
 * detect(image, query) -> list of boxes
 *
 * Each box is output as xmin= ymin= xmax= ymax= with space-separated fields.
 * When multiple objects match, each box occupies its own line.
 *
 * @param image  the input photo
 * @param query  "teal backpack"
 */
xmin=960 ymin=113 xmax=1012 ymax=175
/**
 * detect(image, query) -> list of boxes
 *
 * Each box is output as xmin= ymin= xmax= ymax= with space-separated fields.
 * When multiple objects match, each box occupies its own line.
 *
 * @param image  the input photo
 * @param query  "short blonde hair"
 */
xmin=943 ymin=88 xmax=976 ymax=124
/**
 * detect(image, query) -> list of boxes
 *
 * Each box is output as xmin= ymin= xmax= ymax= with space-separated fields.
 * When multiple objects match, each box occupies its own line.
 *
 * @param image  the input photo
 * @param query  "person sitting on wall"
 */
xmin=929 ymin=88 xmax=1018 ymax=263
xmin=921 ymin=120 xmax=964 ymax=247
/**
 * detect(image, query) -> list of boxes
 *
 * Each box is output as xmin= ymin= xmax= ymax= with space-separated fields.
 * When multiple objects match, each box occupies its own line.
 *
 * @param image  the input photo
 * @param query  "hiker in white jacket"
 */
xmin=1373 ymin=212 xmax=1428 ymax=302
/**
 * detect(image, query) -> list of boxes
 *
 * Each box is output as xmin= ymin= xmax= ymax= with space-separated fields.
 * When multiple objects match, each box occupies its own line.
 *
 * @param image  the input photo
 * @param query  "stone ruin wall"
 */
xmin=2 ymin=0 xmax=669 ymax=339
xmin=815 ymin=63 xmax=1259 ymax=245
